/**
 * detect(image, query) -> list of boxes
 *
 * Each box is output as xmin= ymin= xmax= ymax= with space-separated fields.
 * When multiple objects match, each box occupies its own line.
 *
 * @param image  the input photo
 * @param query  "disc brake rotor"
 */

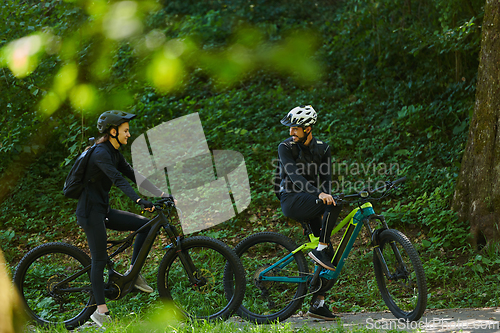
xmin=192 ymin=269 xmax=214 ymax=294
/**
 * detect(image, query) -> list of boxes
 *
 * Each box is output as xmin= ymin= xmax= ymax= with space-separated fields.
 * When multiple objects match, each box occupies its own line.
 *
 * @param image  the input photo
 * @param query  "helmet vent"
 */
xmin=280 ymin=105 xmax=317 ymax=127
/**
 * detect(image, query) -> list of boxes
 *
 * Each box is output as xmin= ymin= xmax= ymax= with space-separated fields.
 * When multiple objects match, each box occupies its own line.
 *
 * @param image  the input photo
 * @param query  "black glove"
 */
xmin=161 ymin=192 xmax=174 ymax=199
xmin=137 ymin=198 xmax=154 ymax=209
xmin=161 ymin=193 xmax=175 ymax=203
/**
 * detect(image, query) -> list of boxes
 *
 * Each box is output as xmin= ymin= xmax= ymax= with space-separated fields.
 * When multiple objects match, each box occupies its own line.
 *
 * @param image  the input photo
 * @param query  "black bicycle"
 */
xmin=13 ymin=197 xmax=246 ymax=329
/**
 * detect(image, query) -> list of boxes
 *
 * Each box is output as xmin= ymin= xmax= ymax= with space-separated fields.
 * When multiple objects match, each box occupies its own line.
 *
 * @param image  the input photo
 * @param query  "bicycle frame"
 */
xmin=52 ymin=203 xmax=197 ymax=301
xmin=104 ymin=210 xmax=176 ymax=299
xmin=257 ymin=202 xmax=378 ymax=284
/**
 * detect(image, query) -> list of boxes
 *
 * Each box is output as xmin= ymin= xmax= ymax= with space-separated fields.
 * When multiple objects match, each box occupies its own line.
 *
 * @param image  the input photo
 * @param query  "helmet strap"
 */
xmin=297 ymin=127 xmax=311 ymax=144
xmin=109 ymin=126 xmax=123 ymax=147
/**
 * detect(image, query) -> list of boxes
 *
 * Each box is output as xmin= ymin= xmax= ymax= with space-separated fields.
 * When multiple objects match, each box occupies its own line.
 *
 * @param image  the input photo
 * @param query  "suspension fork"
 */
xmin=162 ymin=224 xmax=202 ymax=285
xmin=365 ymin=215 xmax=405 ymax=280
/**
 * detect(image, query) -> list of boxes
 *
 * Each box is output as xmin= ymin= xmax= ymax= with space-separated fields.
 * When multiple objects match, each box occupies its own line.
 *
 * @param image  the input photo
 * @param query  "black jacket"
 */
xmin=277 ymin=136 xmax=332 ymax=197
xmin=76 ymin=140 xmax=162 ymax=218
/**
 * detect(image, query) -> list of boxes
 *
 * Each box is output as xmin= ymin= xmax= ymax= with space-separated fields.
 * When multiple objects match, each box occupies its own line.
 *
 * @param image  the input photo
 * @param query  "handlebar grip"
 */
xmin=316 ymin=196 xmax=343 ymax=205
xmin=393 ymin=177 xmax=407 ymax=186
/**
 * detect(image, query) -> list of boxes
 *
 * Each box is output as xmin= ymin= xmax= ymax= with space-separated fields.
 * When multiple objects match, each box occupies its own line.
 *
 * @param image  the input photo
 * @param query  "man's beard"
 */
xmin=295 ymin=132 xmax=309 ymax=143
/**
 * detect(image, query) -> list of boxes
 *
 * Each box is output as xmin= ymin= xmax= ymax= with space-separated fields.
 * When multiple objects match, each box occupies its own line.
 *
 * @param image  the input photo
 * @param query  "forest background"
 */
xmin=0 ymin=0 xmax=495 ymax=320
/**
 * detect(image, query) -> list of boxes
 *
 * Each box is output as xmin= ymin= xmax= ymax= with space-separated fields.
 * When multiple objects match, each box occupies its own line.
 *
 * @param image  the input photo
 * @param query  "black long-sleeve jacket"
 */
xmin=76 ymin=140 xmax=162 ymax=218
xmin=277 ymin=136 xmax=332 ymax=197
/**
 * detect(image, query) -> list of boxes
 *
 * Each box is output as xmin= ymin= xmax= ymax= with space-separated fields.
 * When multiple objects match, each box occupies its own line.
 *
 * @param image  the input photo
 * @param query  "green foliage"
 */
xmin=384 ymin=176 xmax=470 ymax=251
xmin=0 ymin=0 xmax=482 ymax=251
xmin=0 ymin=0 xmax=492 ymax=320
xmin=422 ymin=250 xmax=500 ymax=309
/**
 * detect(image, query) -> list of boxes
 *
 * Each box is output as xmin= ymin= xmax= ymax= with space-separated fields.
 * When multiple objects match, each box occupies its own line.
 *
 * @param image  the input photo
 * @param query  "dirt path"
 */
xmin=277 ymin=308 xmax=500 ymax=332
xmin=229 ymin=308 xmax=500 ymax=332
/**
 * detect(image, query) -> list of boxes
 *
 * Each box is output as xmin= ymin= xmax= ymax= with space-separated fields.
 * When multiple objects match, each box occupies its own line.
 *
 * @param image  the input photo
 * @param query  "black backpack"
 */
xmin=63 ymin=144 xmax=97 ymax=199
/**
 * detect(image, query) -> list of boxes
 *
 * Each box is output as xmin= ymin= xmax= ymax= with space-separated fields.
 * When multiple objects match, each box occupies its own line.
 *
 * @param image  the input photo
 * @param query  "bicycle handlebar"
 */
xmin=371 ymin=176 xmax=406 ymax=193
xmin=315 ymin=176 xmax=407 ymax=205
xmin=152 ymin=197 xmax=176 ymax=210
xmin=393 ymin=176 xmax=407 ymax=186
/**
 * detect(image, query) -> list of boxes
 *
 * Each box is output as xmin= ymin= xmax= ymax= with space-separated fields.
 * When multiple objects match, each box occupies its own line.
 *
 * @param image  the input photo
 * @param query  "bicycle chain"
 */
xmin=47 ymin=282 xmax=121 ymax=313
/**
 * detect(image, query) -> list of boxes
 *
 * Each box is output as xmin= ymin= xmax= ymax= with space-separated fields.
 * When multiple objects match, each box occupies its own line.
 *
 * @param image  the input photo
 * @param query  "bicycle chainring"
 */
xmin=103 ymin=282 xmax=120 ymax=300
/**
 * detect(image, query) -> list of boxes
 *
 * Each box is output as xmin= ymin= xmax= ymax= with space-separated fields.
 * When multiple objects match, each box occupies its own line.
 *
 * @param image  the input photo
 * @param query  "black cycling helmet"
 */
xmin=97 ymin=110 xmax=136 ymax=134
xmin=280 ymin=105 xmax=317 ymax=127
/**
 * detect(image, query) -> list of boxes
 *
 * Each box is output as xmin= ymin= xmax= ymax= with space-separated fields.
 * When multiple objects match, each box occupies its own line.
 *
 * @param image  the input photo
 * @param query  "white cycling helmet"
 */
xmin=280 ymin=105 xmax=317 ymax=127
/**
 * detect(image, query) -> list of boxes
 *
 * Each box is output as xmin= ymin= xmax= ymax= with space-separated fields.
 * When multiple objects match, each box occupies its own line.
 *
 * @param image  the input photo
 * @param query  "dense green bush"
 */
xmin=0 ymin=0 xmax=483 ymax=263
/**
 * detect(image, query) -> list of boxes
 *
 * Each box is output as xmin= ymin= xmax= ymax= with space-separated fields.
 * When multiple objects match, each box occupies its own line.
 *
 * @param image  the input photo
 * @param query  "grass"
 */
xmin=25 ymin=315 xmax=412 ymax=333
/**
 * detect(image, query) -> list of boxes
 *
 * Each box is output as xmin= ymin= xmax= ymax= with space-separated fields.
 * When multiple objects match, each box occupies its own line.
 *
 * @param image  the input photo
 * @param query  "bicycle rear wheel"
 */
xmin=373 ymin=229 xmax=427 ymax=321
xmin=226 ymin=232 xmax=309 ymax=324
xmin=157 ymin=236 xmax=245 ymax=321
xmin=13 ymin=242 xmax=95 ymax=329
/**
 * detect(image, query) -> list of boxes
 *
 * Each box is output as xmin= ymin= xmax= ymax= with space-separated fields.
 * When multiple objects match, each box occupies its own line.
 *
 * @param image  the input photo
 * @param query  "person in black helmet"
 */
xmin=76 ymin=110 xmax=174 ymax=327
xmin=277 ymin=105 xmax=342 ymax=321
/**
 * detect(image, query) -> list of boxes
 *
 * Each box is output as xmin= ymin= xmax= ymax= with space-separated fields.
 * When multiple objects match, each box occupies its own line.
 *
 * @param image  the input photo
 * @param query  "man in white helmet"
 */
xmin=277 ymin=105 xmax=341 ymax=320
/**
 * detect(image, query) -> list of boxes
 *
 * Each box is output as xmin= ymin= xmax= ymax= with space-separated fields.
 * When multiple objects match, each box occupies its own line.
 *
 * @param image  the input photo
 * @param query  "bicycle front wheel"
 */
xmin=373 ymin=229 xmax=427 ymax=321
xmin=13 ymin=242 xmax=95 ymax=329
xmin=157 ymin=236 xmax=245 ymax=321
xmin=227 ymin=232 xmax=309 ymax=324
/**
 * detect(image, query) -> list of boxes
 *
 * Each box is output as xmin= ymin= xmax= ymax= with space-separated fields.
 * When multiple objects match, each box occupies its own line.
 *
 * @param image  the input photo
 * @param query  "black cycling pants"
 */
xmin=77 ymin=209 xmax=151 ymax=305
xmin=280 ymin=192 xmax=342 ymax=299
xmin=280 ymin=192 xmax=342 ymax=244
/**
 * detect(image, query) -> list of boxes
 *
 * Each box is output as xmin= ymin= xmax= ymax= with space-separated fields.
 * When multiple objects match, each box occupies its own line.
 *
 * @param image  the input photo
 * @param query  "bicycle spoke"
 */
xmin=373 ymin=229 xmax=427 ymax=321
xmin=158 ymin=236 xmax=246 ymax=321
xmin=14 ymin=243 xmax=95 ymax=329
xmin=233 ymin=232 xmax=309 ymax=323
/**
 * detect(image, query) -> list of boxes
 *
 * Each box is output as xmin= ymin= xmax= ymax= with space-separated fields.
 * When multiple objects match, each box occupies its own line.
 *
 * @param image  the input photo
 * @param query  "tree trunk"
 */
xmin=452 ymin=1 xmax=500 ymax=249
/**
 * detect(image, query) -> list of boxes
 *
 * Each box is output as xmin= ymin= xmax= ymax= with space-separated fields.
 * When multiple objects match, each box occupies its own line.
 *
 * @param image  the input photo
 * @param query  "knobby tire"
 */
xmin=225 ymin=232 xmax=309 ymax=324
xmin=157 ymin=236 xmax=246 ymax=321
xmin=373 ymin=229 xmax=427 ymax=321
xmin=13 ymin=242 xmax=95 ymax=329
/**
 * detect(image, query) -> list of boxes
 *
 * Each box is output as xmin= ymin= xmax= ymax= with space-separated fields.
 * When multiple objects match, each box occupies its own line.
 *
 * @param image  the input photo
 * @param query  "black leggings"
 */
xmin=77 ymin=209 xmax=150 ymax=305
xmin=280 ymin=192 xmax=342 ymax=244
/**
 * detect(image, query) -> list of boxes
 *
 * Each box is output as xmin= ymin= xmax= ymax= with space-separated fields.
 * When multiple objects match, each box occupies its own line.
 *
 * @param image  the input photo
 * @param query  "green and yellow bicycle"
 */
xmin=225 ymin=177 xmax=427 ymax=323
